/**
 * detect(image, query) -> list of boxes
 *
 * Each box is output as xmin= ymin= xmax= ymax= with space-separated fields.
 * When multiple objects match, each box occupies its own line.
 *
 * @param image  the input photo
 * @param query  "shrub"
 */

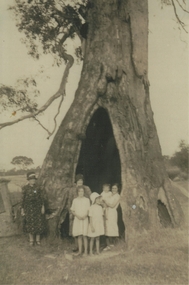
xmin=170 ymin=140 xmax=189 ymax=174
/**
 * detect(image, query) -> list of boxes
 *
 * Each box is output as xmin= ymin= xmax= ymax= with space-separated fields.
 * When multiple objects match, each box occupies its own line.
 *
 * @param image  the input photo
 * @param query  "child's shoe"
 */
xmin=103 ymin=246 xmax=111 ymax=251
xmin=73 ymin=252 xmax=81 ymax=257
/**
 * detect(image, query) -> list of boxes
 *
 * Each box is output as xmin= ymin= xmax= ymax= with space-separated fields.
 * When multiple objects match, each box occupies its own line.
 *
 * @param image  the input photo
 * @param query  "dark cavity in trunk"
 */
xmin=157 ymin=200 xmax=173 ymax=228
xmin=76 ymin=107 xmax=121 ymax=193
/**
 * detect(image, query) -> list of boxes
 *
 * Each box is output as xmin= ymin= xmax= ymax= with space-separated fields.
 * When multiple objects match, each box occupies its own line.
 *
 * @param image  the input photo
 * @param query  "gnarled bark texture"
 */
xmin=38 ymin=0 xmax=184 ymax=244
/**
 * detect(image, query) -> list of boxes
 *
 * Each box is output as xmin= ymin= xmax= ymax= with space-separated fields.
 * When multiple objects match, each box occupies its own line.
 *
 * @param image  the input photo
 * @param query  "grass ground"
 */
xmin=0 ymin=179 xmax=188 ymax=285
xmin=0 ymin=228 xmax=188 ymax=285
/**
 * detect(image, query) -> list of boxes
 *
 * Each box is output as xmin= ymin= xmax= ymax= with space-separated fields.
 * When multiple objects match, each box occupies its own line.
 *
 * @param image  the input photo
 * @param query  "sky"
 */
xmin=0 ymin=0 xmax=188 ymax=170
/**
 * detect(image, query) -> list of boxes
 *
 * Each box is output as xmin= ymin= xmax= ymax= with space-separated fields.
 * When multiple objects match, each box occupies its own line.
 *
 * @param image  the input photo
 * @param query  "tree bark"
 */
xmin=38 ymin=0 xmax=184 ymax=244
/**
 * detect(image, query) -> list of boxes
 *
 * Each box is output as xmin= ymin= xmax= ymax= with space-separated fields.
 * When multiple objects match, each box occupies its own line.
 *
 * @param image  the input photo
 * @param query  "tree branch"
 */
xmin=33 ymin=93 xmax=65 ymax=139
xmin=61 ymin=5 xmax=83 ymax=41
xmin=33 ymin=117 xmax=51 ymax=136
xmin=47 ymin=92 xmax=65 ymax=139
xmin=171 ymin=0 xmax=188 ymax=33
xmin=78 ymin=5 xmax=87 ymax=20
xmin=54 ymin=5 xmax=82 ymax=41
xmin=0 ymin=49 xmax=74 ymax=130
xmin=175 ymin=0 xmax=189 ymax=13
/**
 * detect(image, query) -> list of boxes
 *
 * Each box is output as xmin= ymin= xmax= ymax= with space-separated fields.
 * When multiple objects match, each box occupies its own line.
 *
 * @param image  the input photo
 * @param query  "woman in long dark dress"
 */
xmin=21 ymin=172 xmax=46 ymax=245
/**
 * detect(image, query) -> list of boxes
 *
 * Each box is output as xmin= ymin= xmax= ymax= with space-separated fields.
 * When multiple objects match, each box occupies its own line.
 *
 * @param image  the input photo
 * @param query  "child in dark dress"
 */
xmin=21 ymin=172 xmax=46 ymax=246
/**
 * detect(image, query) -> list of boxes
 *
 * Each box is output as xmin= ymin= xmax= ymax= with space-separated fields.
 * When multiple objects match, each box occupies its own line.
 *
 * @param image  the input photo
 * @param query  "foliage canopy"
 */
xmin=170 ymin=140 xmax=189 ymax=173
xmin=10 ymin=0 xmax=88 ymax=62
xmin=0 ymin=0 xmax=188 ymax=130
xmin=11 ymin=156 xmax=34 ymax=170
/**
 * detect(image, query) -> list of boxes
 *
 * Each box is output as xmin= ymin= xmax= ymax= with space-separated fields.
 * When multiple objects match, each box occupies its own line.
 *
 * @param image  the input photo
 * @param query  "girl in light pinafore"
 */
xmin=88 ymin=192 xmax=104 ymax=255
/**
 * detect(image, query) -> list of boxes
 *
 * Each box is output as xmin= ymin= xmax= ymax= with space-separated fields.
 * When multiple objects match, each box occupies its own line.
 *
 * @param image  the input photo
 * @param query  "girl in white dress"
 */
xmin=70 ymin=186 xmax=90 ymax=256
xmin=103 ymin=184 xmax=120 ymax=250
xmin=88 ymin=192 xmax=104 ymax=255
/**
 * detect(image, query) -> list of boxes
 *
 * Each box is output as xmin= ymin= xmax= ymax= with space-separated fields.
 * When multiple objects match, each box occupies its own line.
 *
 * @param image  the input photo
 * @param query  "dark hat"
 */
xmin=27 ymin=171 xmax=37 ymax=180
xmin=75 ymin=174 xmax=84 ymax=182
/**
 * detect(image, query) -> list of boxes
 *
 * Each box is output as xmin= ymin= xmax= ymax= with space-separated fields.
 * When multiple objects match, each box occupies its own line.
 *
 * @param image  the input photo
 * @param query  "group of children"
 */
xmin=70 ymin=183 xmax=120 ymax=256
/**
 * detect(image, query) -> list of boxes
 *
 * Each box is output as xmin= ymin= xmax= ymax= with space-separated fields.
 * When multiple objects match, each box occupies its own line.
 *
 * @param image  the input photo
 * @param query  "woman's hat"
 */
xmin=27 ymin=171 xmax=37 ymax=180
xmin=90 ymin=192 xmax=101 ymax=204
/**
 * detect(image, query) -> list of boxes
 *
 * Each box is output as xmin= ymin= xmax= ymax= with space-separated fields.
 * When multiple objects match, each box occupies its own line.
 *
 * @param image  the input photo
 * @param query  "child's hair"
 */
xmin=102 ymin=183 xmax=110 ymax=188
xmin=76 ymin=185 xmax=85 ymax=194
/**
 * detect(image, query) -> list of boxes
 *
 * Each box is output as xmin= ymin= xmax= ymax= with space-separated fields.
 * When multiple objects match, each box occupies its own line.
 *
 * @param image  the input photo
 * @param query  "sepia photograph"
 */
xmin=0 ymin=0 xmax=188 ymax=284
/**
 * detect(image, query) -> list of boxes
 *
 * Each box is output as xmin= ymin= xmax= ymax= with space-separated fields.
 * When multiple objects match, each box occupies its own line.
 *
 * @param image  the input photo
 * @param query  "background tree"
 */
xmin=170 ymin=140 xmax=189 ymax=174
xmin=11 ymin=156 xmax=34 ymax=170
xmin=0 ymin=0 xmax=188 ymax=244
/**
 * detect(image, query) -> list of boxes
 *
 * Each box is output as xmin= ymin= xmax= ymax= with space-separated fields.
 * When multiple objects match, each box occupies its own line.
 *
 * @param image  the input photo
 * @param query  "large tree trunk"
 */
xmin=38 ymin=0 xmax=184 ymax=244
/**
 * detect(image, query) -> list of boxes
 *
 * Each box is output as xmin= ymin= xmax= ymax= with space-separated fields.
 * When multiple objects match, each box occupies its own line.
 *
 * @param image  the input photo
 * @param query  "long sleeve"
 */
xmin=39 ymin=187 xmax=45 ymax=206
xmin=70 ymin=198 xmax=75 ymax=213
xmin=106 ymin=194 xmax=120 ymax=208
xmin=21 ymin=186 xmax=26 ymax=209
xmin=40 ymin=186 xmax=48 ymax=208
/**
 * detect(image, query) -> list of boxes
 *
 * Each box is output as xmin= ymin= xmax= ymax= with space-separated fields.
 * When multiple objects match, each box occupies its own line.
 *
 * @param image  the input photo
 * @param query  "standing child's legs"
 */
xmin=96 ymin=236 xmax=100 ymax=254
xmin=89 ymin=238 xmax=94 ymax=255
xmin=78 ymin=235 xmax=82 ymax=254
xmin=109 ymin=237 xmax=115 ymax=246
xmin=106 ymin=236 xmax=110 ymax=247
xmin=103 ymin=236 xmax=111 ymax=251
xmin=73 ymin=237 xmax=78 ymax=251
xmin=83 ymin=236 xmax=88 ymax=255
xmin=36 ymin=234 xmax=40 ymax=245
xmin=29 ymin=233 xmax=34 ymax=245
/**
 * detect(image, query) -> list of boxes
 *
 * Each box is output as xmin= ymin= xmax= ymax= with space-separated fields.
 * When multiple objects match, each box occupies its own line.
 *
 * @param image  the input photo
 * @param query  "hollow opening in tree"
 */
xmin=157 ymin=200 xmax=173 ymax=228
xmin=76 ymin=107 xmax=125 ymax=237
xmin=76 ymin=107 xmax=121 ymax=192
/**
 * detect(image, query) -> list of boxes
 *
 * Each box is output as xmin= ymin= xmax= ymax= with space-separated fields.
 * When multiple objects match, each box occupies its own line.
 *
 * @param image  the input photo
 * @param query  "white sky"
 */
xmin=0 ymin=0 xmax=188 ymax=170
